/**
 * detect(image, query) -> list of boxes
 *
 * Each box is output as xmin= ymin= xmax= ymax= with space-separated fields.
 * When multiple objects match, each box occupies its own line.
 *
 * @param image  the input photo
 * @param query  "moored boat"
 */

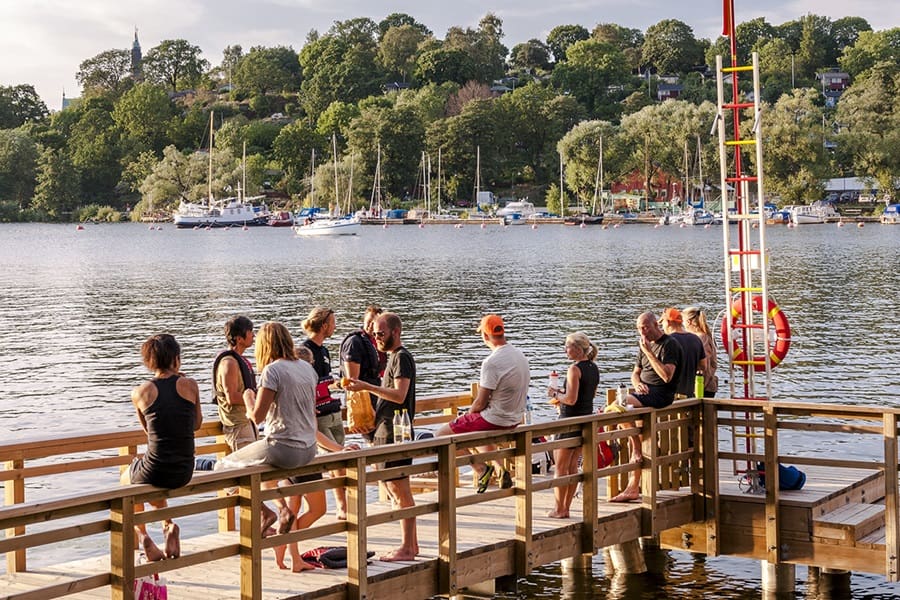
xmin=268 ymin=210 xmax=294 ymax=227
xmin=789 ymin=202 xmax=839 ymax=225
xmin=293 ymin=214 xmax=361 ymax=236
xmin=881 ymin=204 xmax=900 ymax=224
xmin=563 ymin=212 xmax=604 ymax=226
xmin=173 ymin=197 xmax=269 ymax=228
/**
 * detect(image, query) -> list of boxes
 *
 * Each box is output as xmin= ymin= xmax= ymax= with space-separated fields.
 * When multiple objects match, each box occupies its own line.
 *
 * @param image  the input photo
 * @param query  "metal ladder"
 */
xmin=715 ymin=49 xmax=775 ymax=491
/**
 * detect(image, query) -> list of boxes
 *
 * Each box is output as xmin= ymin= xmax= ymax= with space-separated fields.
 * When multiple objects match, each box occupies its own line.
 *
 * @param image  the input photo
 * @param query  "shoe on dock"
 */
xmin=476 ymin=465 xmax=495 ymax=494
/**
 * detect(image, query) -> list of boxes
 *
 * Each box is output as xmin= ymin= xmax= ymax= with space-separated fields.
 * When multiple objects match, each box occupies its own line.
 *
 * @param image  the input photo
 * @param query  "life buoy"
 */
xmin=721 ymin=295 xmax=791 ymax=372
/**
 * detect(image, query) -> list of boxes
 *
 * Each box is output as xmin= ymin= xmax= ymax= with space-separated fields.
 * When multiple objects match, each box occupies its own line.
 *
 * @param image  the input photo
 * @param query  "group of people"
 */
xmin=122 ymin=304 xmax=716 ymax=568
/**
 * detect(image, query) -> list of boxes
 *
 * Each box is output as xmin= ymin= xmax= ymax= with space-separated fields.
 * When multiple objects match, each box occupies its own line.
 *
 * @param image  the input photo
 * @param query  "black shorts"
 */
xmin=288 ymin=471 xmax=323 ymax=485
xmin=634 ymin=387 xmax=675 ymax=409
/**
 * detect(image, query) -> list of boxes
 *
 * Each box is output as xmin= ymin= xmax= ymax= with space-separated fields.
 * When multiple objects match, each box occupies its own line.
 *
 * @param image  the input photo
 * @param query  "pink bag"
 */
xmin=134 ymin=573 xmax=167 ymax=600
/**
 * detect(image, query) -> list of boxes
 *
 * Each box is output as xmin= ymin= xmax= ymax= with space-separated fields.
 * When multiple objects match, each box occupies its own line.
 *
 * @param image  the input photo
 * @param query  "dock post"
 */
xmin=818 ymin=568 xmax=851 ymax=597
xmin=605 ymin=540 xmax=647 ymax=574
xmin=760 ymin=561 xmax=795 ymax=594
xmin=561 ymin=554 xmax=595 ymax=596
xmin=561 ymin=554 xmax=593 ymax=570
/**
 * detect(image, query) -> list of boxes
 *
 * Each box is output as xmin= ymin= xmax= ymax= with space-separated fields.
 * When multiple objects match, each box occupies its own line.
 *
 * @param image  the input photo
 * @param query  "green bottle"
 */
xmin=694 ymin=371 xmax=704 ymax=399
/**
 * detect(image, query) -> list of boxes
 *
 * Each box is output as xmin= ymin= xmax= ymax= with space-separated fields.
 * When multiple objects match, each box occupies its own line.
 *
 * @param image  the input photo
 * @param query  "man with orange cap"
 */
xmin=659 ymin=307 xmax=706 ymax=398
xmin=435 ymin=314 xmax=530 ymax=493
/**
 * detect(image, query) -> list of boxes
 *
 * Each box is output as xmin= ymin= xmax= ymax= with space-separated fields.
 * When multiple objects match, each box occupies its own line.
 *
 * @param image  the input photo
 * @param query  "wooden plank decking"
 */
xmin=1 ymin=480 xmax=693 ymax=600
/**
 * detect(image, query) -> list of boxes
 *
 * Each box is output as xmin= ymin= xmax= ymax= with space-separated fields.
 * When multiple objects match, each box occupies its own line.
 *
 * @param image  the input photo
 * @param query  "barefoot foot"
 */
xmin=609 ymin=490 xmax=641 ymax=503
xmin=547 ymin=509 xmax=570 ymax=518
xmin=292 ymin=558 xmax=317 ymax=572
xmin=378 ymin=547 xmax=418 ymax=562
xmin=163 ymin=522 xmax=180 ymax=559
xmin=261 ymin=506 xmax=278 ymax=536
xmin=276 ymin=506 xmax=295 ymax=535
xmin=140 ymin=533 xmax=165 ymax=562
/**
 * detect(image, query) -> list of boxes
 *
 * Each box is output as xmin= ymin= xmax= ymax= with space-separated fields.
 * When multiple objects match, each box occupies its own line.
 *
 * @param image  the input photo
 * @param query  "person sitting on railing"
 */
xmin=216 ymin=322 xmax=347 ymax=546
xmin=434 ymin=314 xmax=530 ymax=493
xmin=610 ymin=311 xmax=683 ymax=503
xmin=121 ymin=333 xmax=202 ymax=562
xmin=546 ymin=332 xmax=599 ymax=518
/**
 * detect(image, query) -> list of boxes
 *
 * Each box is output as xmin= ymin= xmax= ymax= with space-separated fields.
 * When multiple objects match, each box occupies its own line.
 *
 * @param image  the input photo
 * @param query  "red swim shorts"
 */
xmin=449 ymin=411 xmax=518 ymax=434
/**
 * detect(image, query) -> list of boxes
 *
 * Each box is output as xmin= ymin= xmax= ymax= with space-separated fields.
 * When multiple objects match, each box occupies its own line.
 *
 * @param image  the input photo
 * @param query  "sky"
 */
xmin=1 ymin=0 xmax=897 ymax=111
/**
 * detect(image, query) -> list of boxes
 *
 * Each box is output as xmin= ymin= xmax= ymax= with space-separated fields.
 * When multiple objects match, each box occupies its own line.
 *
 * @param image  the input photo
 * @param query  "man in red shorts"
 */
xmin=435 ymin=314 xmax=530 ymax=493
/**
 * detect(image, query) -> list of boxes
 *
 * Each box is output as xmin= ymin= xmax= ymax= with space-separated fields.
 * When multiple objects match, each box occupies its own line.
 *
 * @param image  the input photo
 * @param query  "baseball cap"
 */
xmin=659 ymin=307 xmax=682 ymax=324
xmin=477 ymin=314 xmax=505 ymax=335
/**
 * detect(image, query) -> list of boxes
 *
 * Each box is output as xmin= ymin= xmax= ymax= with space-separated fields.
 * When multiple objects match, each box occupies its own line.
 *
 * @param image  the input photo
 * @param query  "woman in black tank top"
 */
xmin=121 ymin=334 xmax=202 ymax=562
xmin=546 ymin=332 xmax=599 ymax=519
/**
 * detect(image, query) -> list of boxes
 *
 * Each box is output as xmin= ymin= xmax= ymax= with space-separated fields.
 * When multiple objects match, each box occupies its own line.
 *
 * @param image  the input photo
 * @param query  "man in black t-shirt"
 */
xmin=345 ymin=312 xmax=417 ymax=562
xmin=659 ymin=307 xmax=706 ymax=398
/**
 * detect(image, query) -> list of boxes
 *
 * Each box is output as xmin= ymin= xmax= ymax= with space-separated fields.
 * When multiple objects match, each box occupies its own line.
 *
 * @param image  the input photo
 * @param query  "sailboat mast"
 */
xmin=310 ymin=148 xmax=316 ymax=207
xmin=370 ymin=143 xmax=382 ymax=214
xmin=559 ymin=152 xmax=564 ymax=216
xmin=208 ymin=111 xmax=214 ymax=203
xmin=332 ymin=133 xmax=340 ymax=216
xmin=241 ymin=141 xmax=246 ymax=202
xmin=475 ymin=145 xmax=481 ymax=204
xmin=697 ymin=135 xmax=704 ymax=208
xmin=437 ymin=147 xmax=442 ymax=214
xmin=592 ymin=136 xmax=603 ymax=215
xmin=684 ymin=140 xmax=690 ymax=209
xmin=346 ymin=154 xmax=354 ymax=215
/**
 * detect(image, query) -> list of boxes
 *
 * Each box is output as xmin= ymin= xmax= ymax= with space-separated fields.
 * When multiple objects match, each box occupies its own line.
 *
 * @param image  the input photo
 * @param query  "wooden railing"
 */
xmin=699 ymin=398 xmax=900 ymax=581
xmin=0 ymin=391 xmax=698 ymax=600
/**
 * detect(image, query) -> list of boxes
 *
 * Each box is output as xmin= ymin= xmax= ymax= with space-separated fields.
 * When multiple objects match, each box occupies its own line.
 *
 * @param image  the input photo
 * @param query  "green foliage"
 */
xmin=347 ymin=104 xmax=425 ymax=198
xmin=509 ymin=40 xmax=551 ymax=72
xmin=545 ymin=182 xmax=570 ymax=215
xmin=550 ymin=39 xmax=631 ymax=118
xmin=378 ymin=25 xmax=426 ymax=81
xmin=76 ymin=49 xmax=133 ymax=98
xmin=273 ymin=121 xmax=325 ymax=196
xmin=112 ymin=83 xmax=175 ymax=159
xmin=316 ymin=101 xmax=361 ymax=138
xmin=32 ymin=147 xmax=81 ymax=217
xmin=642 ymin=19 xmax=705 ymax=74
xmin=69 ymin=102 xmax=122 ymax=201
xmin=0 ymin=84 xmax=48 ymax=129
xmin=546 ymin=25 xmax=589 ymax=63
xmin=0 ymin=128 xmax=39 ymax=209
xmin=299 ymin=33 xmax=383 ymax=119
xmin=77 ymin=204 xmax=124 ymax=222
xmin=142 ymin=39 xmax=210 ymax=92
xmin=233 ymin=46 xmax=301 ymax=96
xmin=415 ymin=48 xmax=477 ymax=85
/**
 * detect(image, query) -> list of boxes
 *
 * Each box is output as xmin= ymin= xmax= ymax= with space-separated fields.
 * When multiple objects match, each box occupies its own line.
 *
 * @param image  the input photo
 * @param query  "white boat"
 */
xmin=293 ymin=215 xmax=361 ymax=236
xmin=683 ymin=208 xmax=715 ymax=226
xmin=497 ymin=201 xmax=536 ymax=224
xmin=789 ymin=202 xmax=839 ymax=225
xmin=174 ymin=196 xmax=269 ymax=228
xmin=881 ymin=204 xmax=900 ymax=224
xmin=173 ymin=115 xmax=269 ymax=228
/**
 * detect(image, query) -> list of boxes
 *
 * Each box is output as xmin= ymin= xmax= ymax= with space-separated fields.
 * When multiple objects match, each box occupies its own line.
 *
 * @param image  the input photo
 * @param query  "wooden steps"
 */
xmin=812 ymin=503 xmax=885 ymax=545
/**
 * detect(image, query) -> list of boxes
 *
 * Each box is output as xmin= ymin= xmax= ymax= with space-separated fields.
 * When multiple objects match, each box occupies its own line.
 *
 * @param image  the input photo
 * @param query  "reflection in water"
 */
xmin=2 ymin=223 xmax=900 ymax=595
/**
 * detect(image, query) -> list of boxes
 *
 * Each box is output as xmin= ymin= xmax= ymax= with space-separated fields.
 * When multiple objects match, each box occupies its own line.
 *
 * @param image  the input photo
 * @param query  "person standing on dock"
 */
xmin=682 ymin=306 xmax=718 ymax=397
xmin=435 ymin=314 xmax=530 ymax=493
xmin=213 ymin=316 xmax=258 ymax=453
xmin=300 ymin=306 xmax=348 ymax=521
xmin=546 ymin=331 xmax=599 ymax=518
xmin=610 ymin=312 xmax=682 ymax=503
xmin=659 ymin=307 xmax=706 ymax=398
xmin=345 ymin=311 xmax=419 ymax=561
xmin=122 ymin=334 xmax=202 ymax=562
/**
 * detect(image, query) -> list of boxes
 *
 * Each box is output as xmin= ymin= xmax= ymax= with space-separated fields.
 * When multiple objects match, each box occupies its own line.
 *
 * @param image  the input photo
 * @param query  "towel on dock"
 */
xmin=301 ymin=546 xmax=375 ymax=568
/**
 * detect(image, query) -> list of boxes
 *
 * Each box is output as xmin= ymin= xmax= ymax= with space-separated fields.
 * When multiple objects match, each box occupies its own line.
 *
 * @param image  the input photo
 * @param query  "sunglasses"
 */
xmin=373 ymin=330 xmax=387 ymax=338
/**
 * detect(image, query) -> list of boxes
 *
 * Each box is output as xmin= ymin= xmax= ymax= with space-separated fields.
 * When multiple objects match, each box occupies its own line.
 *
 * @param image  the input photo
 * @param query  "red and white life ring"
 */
xmin=721 ymin=295 xmax=791 ymax=372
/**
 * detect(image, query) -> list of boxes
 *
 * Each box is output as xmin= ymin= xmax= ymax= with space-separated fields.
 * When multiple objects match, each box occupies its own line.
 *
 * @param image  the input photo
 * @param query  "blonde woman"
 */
xmin=219 ymin=322 xmax=344 ymax=570
xmin=546 ymin=332 xmax=599 ymax=518
xmin=682 ymin=306 xmax=718 ymax=397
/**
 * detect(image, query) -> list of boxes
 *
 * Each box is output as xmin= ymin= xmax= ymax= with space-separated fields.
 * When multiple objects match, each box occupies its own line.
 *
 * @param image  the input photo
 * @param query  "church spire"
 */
xmin=131 ymin=27 xmax=143 ymax=80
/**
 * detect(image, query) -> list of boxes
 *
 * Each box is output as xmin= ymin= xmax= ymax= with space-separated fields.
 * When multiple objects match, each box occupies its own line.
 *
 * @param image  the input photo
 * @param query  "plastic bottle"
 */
xmin=694 ymin=371 xmax=705 ymax=399
xmin=524 ymin=395 xmax=534 ymax=425
xmin=617 ymin=383 xmax=628 ymax=406
xmin=400 ymin=408 xmax=412 ymax=443
xmin=392 ymin=410 xmax=402 ymax=444
xmin=549 ymin=370 xmax=559 ymax=398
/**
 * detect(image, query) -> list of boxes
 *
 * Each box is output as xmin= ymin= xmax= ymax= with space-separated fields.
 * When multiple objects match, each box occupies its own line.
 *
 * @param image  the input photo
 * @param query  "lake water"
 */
xmin=2 ymin=221 xmax=899 ymax=597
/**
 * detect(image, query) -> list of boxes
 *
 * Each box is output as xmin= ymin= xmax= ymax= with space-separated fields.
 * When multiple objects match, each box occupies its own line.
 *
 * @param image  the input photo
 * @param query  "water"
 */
xmin=2 ymin=221 xmax=899 ymax=596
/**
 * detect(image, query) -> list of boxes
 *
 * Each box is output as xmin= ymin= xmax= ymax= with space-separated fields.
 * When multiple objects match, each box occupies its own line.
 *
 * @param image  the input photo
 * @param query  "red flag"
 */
xmin=723 ymin=0 xmax=734 ymax=37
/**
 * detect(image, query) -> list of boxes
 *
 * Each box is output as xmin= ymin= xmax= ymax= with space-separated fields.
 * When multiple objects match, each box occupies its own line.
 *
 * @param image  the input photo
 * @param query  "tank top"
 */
xmin=141 ymin=375 xmax=196 ymax=488
xmin=559 ymin=360 xmax=599 ymax=419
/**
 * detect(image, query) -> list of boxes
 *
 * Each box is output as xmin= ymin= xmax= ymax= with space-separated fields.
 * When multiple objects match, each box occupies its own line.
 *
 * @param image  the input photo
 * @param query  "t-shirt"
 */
xmin=479 ymin=343 xmax=530 ymax=427
xmin=258 ymin=358 xmax=318 ymax=450
xmin=635 ymin=333 xmax=683 ymax=395
xmin=670 ymin=331 xmax=706 ymax=396
xmin=373 ymin=346 xmax=416 ymax=440
xmin=339 ymin=330 xmax=380 ymax=386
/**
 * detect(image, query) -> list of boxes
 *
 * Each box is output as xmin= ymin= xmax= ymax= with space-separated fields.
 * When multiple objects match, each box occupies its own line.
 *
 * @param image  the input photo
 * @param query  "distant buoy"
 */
xmin=751 ymin=222 xmax=759 ymax=229
xmin=613 ymin=223 xmax=620 ymax=229
xmin=679 ymin=223 xmax=686 ymax=228
xmin=531 ymin=224 xmax=538 ymax=230
xmin=156 ymin=226 xmax=162 ymax=231
xmin=382 ymin=223 xmax=388 ymax=229
xmin=242 ymin=225 xmax=248 ymax=230
xmin=193 ymin=225 xmax=199 ymax=230
xmin=76 ymin=224 xmax=84 ymax=231
xmin=418 ymin=223 xmax=424 ymax=228
xmin=148 ymin=225 xmax=154 ymax=230
xmin=653 ymin=224 xmax=659 ymax=229
xmin=858 ymin=222 xmax=865 ymax=228
xmin=480 ymin=223 xmax=485 ymax=229
xmin=579 ymin=222 xmax=585 ymax=229
xmin=704 ymin=223 xmax=711 ymax=229
xmin=601 ymin=224 xmax=608 ymax=230
xmin=837 ymin=221 xmax=844 ymax=228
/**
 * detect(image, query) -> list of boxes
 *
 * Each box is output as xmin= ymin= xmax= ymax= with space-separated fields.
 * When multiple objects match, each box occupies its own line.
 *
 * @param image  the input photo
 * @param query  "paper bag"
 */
xmin=346 ymin=389 xmax=375 ymax=432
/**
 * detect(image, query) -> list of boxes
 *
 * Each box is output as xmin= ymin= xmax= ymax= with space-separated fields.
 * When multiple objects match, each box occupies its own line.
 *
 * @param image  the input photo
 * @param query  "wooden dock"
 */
xmin=2 ymin=393 xmax=899 ymax=599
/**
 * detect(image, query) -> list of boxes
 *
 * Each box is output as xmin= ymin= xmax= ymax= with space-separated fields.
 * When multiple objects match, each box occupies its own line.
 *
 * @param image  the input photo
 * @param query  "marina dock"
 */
xmin=2 ymin=391 xmax=898 ymax=599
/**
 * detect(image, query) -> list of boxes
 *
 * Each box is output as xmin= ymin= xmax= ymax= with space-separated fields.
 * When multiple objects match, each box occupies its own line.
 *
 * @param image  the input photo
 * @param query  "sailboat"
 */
xmin=173 ymin=113 xmax=269 ymax=228
xmin=565 ymin=140 xmax=604 ymax=226
xmin=293 ymin=134 xmax=361 ymax=236
xmin=682 ymin=137 xmax=715 ymax=226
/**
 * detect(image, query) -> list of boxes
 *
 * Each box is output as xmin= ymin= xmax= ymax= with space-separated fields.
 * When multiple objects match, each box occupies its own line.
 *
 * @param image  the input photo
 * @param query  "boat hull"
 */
xmin=174 ymin=215 xmax=268 ymax=228
xmin=293 ymin=219 xmax=361 ymax=236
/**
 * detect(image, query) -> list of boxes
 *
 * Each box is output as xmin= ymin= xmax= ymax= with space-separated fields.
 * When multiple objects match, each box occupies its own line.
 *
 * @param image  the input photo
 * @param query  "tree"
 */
xmin=415 ymin=48 xmax=477 ymax=86
xmin=273 ymin=121 xmax=325 ymax=196
xmin=735 ymin=17 xmax=776 ymax=58
xmin=377 ymin=13 xmax=431 ymax=39
xmin=509 ymin=39 xmax=551 ymax=73
xmin=218 ymin=44 xmax=243 ymax=84
xmin=642 ymin=20 xmax=705 ymax=75
xmin=446 ymin=81 xmax=493 ymax=116
xmin=839 ymin=29 xmax=900 ymax=79
xmin=68 ymin=99 xmax=122 ymax=201
xmin=557 ymin=120 xmax=622 ymax=210
xmin=592 ymin=23 xmax=644 ymax=70
xmin=831 ymin=17 xmax=872 ymax=57
xmin=233 ymin=46 xmax=301 ymax=97
xmin=32 ymin=148 xmax=81 ymax=217
xmin=546 ymin=25 xmax=589 ymax=63
xmin=142 ymin=39 xmax=209 ymax=92
xmin=347 ymin=104 xmax=425 ymax=199
xmin=0 ymin=84 xmax=48 ymax=129
xmin=76 ymin=49 xmax=133 ymax=97
xmin=795 ymin=14 xmax=831 ymax=79
xmin=378 ymin=25 xmax=426 ymax=82
xmin=550 ymin=39 xmax=630 ymax=118
xmin=756 ymin=89 xmax=829 ymax=203
xmin=394 ymin=83 xmax=457 ymax=126
xmin=299 ymin=32 xmax=383 ymax=119
xmin=316 ymin=101 xmax=361 ymax=139
xmin=0 ymin=128 xmax=39 ymax=209
xmin=442 ymin=14 xmax=508 ymax=83
xmin=112 ymin=83 xmax=175 ymax=158
xmin=139 ymin=144 xmax=239 ymax=208
xmin=834 ymin=64 xmax=900 ymax=196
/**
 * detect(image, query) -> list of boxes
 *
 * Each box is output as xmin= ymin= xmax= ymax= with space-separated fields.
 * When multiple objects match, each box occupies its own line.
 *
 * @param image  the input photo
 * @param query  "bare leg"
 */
xmin=330 ymin=469 xmax=347 ymax=520
xmin=289 ymin=490 xmax=326 ymax=572
xmin=274 ymin=492 xmax=300 ymax=570
xmin=163 ymin=521 xmax=180 ymax=559
xmin=549 ymin=447 xmax=580 ymax=518
xmin=379 ymin=479 xmax=418 ymax=561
